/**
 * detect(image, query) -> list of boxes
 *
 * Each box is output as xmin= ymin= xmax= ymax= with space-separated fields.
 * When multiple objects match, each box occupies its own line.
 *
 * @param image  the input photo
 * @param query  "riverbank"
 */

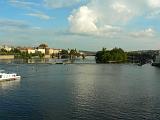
xmin=0 ymin=55 xmax=14 ymax=59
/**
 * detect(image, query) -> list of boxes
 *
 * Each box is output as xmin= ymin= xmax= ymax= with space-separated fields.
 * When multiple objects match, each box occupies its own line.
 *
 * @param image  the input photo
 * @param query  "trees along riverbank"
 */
xmin=0 ymin=48 xmax=45 ymax=59
xmin=0 ymin=48 xmax=82 ymax=60
xmin=95 ymin=48 xmax=127 ymax=63
xmin=59 ymin=49 xmax=82 ymax=59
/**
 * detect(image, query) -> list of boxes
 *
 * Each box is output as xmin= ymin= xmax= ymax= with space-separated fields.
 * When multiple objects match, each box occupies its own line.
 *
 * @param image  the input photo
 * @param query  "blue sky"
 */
xmin=0 ymin=0 xmax=160 ymax=51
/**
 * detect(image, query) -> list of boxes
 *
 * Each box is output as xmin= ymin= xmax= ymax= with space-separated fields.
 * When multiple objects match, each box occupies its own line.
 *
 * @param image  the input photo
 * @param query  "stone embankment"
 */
xmin=0 ymin=55 xmax=14 ymax=59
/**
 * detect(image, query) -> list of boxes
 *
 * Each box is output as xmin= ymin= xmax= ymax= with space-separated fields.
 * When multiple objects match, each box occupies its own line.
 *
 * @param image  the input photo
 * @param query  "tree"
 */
xmin=61 ymin=49 xmax=69 ymax=55
xmin=0 ymin=48 xmax=8 ymax=55
xmin=95 ymin=47 xmax=127 ymax=63
xmin=39 ymin=44 xmax=48 ymax=49
xmin=10 ymin=48 xmax=21 ymax=54
xmin=60 ymin=49 xmax=69 ymax=59
xmin=69 ymin=49 xmax=77 ymax=59
xmin=20 ymin=52 xmax=31 ymax=59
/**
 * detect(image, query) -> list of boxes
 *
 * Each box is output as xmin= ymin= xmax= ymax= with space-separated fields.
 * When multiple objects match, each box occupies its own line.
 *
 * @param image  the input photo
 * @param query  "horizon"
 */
xmin=0 ymin=0 xmax=160 ymax=51
xmin=1 ymin=43 xmax=160 ymax=52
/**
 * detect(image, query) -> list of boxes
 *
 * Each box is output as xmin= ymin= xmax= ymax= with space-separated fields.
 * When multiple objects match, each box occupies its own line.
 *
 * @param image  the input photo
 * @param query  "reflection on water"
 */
xmin=72 ymin=65 xmax=97 ymax=107
xmin=0 ymin=79 xmax=21 ymax=90
xmin=27 ymin=59 xmax=50 ymax=64
xmin=0 ymin=59 xmax=13 ymax=64
xmin=0 ymin=57 xmax=96 ymax=64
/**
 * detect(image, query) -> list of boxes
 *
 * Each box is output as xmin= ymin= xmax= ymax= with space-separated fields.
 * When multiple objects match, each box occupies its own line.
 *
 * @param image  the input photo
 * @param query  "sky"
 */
xmin=0 ymin=0 xmax=160 ymax=51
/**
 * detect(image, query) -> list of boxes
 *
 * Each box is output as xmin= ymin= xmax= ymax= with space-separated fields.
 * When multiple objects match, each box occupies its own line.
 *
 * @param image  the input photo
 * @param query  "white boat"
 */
xmin=0 ymin=70 xmax=21 ymax=82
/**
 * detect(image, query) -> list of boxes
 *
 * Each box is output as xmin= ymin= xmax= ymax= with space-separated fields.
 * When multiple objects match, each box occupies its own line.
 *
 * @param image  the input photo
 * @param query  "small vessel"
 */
xmin=0 ymin=70 xmax=21 ymax=82
xmin=54 ymin=59 xmax=66 ymax=64
xmin=55 ymin=62 xmax=64 ymax=64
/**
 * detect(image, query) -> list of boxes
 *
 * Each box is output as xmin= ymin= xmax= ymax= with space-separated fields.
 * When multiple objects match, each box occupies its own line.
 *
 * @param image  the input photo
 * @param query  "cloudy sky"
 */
xmin=0 ymin=0 xmax=160 ymax=50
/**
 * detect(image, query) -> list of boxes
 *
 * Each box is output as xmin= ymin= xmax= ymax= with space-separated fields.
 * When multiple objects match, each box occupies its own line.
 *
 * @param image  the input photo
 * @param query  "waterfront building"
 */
xmin=19 ymin=48 xmax=27 ymax=53
xmin=37 ymin=48 xmax=45 ymax=54
xmin=45 ymin=48 xmax=54 ymax=55
xmin=53 ymin=49 xmax=62 ymax=55
xmin=27 ymin=48 xmax=36 ymax=54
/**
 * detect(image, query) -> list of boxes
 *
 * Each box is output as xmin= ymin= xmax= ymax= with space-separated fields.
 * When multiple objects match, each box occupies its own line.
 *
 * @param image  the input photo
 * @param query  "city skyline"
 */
xmin=0 ymin=0 xmax=160 ymax=51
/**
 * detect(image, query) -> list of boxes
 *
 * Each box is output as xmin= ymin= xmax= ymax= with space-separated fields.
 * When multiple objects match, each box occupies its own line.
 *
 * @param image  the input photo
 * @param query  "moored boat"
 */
xmin=0 ymin=70 xmax=21 ymax=82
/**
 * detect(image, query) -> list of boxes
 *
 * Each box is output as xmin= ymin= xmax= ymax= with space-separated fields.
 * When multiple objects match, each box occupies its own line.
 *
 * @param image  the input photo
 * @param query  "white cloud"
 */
xmin=68 ymin=6 xmax=122 ymax=37
xmin=26 ymin=12 xmax=52 ymax=20
xmin=44 ymin=0 xmax=81 ymax=8
xmin=148 ymin=0 xmax=160 ymax=8
xmin=68 ymin=0 xmax=137 ymax=36
xmin=110 ymin=2 xmax=134 ymax=22
xmin=146 ymin=0 xmax=160 ymax=18
xmin=146 ymin=9 xmax=160 ymax=18
xmin=130 ymin=28 xmax=155 ymax=38
xmin=98 ymin=25 xmax=122 ymax=36
xmin=85 ymin=0 xmax=139 ymax=25
xmin=68 ymin=0 xmax=160 ymax=39
xmin=0 ymin=19 xmax=29 ymax=28
xmin=111 ymin=2 xmax=131 ymax=13
xmin=68 ymin=6 xmax=98 ymax=34
xmin=8 ymin=0 xmax=39 ymax=8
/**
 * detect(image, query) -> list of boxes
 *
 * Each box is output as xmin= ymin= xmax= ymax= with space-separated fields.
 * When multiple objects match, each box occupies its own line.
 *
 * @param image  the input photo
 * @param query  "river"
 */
xmin=0 ymin=61 xmax=160 ymax=120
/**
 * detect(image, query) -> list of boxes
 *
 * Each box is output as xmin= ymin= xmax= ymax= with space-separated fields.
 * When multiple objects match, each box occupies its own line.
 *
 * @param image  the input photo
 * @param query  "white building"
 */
xmin=27 ymin=48 xmax=36 ymax=54
xmin=46 ymin=48 xmax=54 ymax=55
xmin=37 ymin=48 xmax=45 ymax=54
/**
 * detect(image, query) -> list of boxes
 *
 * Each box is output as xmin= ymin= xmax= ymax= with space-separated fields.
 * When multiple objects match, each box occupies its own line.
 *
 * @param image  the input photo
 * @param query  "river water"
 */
xmin=0 ymin=61 xmax=160 ymax=120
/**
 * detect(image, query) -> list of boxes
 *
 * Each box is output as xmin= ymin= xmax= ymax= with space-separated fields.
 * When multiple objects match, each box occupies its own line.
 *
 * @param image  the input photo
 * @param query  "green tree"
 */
xmin=96 ymin=47 xmax=127 ymax=63
xmin=60 ymin=49 xmax=69 ymax=59
xmin=0 ymin=48 xmax=8 ymax=55
xmin=39 ymin=44 xmax=48 ymax=49
xmin=69 ymin=49 xmax=77 ymax=59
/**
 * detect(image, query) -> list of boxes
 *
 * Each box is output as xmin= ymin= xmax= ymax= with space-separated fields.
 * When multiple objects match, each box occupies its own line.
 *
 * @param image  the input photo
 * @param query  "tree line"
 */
xmin=0 ymin=48 xmax=45 ymax=59
xmin=59 ymin=49 xmax=85 ymax=59
xmin=0 ymin=47 xmax=83 ymax=59
xmin=95 ymin=48 xmax=127 ymax=63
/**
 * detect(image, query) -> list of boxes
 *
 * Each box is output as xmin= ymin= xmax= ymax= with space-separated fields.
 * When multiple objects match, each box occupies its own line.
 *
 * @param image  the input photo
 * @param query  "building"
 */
xmin=27 ymin=48 xmax=36 ymax=54
xmin=53 ymin=49 xmax=62 ymax=55
xmin=45 ymin=48 xmax=54 ymax=55
xmin=37 ymin=48 xmax=45 ymax=54
xmin=19 ymin=48 xmax=27 ymax=53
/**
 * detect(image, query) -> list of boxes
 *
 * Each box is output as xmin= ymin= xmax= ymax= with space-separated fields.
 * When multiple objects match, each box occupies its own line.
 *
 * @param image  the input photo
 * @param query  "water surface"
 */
xmin=0 ymin=63 xmax=160 ymax=120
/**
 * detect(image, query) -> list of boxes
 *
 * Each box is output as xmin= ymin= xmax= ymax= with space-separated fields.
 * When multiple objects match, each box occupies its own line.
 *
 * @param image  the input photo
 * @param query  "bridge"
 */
xmin=79 ymin=51 xmax=96 ymax=56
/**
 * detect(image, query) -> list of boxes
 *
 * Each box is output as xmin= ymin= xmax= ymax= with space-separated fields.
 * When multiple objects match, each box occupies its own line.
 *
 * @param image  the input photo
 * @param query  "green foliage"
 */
xmin=96 ymin=47 xmax=127 ymax=63
xmin=15 ymin=52 xmax=31 ymax=59
xmin=69 ymin=49 xmax=80 ymax=59
xmin=60 ymin=49 xmax=69 ymax=59
xmin=39 ymin=44 xmax=48 ymax=49
xmin=0 ymin=48 xmax=8 ymax=55
xmin=61 ymin=49 xmax=68 ymax=55
xmin=11 ymin=48 xmax=45 ymax=59
xmin=10 ymin=48 xmax=21 ymax=54
xmin=37 ymin=52 xmax=45 ymax=59
xmin=59 ymin=49 xmax=82 ymax=59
